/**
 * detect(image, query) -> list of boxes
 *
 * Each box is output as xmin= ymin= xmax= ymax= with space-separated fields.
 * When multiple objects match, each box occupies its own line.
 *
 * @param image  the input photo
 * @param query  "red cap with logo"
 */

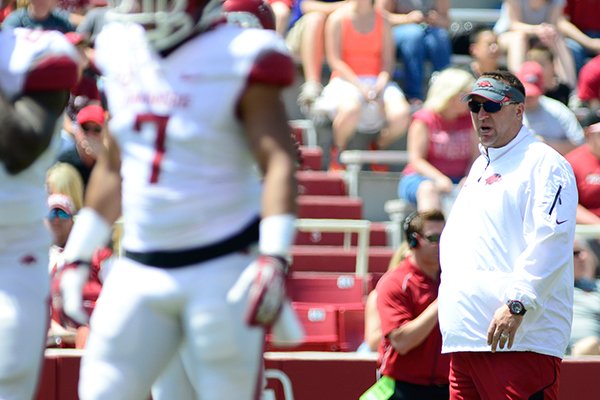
xmin=517 ymin=61 xmax=545 ymax=97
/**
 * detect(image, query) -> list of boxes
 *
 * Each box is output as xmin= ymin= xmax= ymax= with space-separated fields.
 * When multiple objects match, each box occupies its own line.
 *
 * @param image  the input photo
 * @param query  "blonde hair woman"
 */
xmin=46 ymin=162 xmax=84 ymax=212
xmin=398 ymin=68 xmax=479 ymax=212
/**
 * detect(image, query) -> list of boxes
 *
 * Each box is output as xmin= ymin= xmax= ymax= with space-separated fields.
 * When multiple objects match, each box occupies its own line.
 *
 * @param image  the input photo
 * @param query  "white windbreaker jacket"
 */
xmin=439 ymin=125 xmax=578 ymax=358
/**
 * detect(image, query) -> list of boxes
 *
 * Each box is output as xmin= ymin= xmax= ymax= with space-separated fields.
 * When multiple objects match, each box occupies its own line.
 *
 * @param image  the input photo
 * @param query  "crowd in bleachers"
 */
xmin=3 ymin=0 xmax=600 ymax=377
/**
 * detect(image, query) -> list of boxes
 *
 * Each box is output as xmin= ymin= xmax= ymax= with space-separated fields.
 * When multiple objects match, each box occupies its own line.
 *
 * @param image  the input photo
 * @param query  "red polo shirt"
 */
xmin=377 ymin=257 xmax=449 ymax=385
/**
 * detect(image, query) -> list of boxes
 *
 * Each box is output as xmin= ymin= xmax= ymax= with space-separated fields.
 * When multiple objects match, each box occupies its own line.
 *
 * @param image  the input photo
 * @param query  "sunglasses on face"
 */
xmin=467 ymin=100 xmax=516 ymax=114
xmin=81 ymin=125 xmax=102 ymax=134
xmin=48 ymin=208 xmax=72 ymax=220
xmin=422 ymin=233 xmax=441 ymax=244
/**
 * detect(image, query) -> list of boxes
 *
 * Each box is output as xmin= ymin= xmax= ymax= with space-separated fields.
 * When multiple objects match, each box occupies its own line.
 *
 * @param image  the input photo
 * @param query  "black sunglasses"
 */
xmin=467 ymin=100 xmax=516 ymax=114
xmin=81 ymin=125 xmax=102 ymax=134
xmin=422 ymin=233 xmax=441 ymax=244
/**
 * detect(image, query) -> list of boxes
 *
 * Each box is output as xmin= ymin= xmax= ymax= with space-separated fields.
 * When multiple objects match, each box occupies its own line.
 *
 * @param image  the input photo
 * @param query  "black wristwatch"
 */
xmin=507 ymin=300 xmax=527 ymax=316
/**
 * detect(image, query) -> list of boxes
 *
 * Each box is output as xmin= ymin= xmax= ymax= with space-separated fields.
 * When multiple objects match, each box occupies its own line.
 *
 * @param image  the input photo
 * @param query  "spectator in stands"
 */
xmin=577 ymin=55 xmax=600 ymax=109
xmin=564 ymin=108 xmax=600 ymax=225
xmin=75 ymin=1 xmax=108 ymax=44
xmin=361 ymin=209 xmax=448 ymax=399
xmin=376 ymin=0 xmax=452 ymax=105
xmin=45 ymin=193 xmax=112 ymax=349
xmin=559 ymin=0 xmax=600 ymax=73
xmin=494 ymin=0 xmax=576 ymax=89
xmin=46 ymin=162 xmax=85 ymax=264
xmin=570 ymin=236 xmax=600 ymax=356
xmin=286 ymin=0 xmax=345 ymax=115
xmin=0 ymin=0 xmax=16 ymax=23
xmin=398 ymin=68 xmax=478 ymax=213
xmin=66 ymin=32 xmax=101 ymax=105
xmin=45 ymin=194 xmax=79 ymax=348
xmin=3 ymin=0 xmax=75 ymax=32
xmin=465 ymin=25 xmax=505 ymax=78
xmin=60 ymin=32 xmax=102 ymax=152
xmin=316 ymin=0 xmax=410 ymax=170
xmin=357 ymin=241 xmax=411 ymax=353
xmin=527 ymin=45 xmax=572 ymax=105
xmin=58 ymin=104 xmax=106 ymax=187
xmin=517 ymin=61 xmax=584 ymax=154
xmin=267 ymin=0 xmax=293 ymax=36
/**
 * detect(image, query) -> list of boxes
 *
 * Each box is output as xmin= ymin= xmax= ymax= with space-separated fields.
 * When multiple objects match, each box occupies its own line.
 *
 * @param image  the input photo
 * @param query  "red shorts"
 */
xmin=449 ymin=352 xmax=561 ymax=400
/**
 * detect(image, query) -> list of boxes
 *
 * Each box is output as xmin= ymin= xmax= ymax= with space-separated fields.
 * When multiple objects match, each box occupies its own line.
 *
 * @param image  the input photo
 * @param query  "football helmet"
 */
xmin=106 ymin=0 xmax=224 ymax=51
xmin=223 ymin=0 xmax=275 ymax=30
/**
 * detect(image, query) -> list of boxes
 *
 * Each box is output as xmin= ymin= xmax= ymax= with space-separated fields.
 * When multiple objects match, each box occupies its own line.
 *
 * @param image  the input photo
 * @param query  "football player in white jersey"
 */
xmin=0 ymin=27 xmax=80 ymax=400
xmin=57 ymin=0 xmax=300 ymax=398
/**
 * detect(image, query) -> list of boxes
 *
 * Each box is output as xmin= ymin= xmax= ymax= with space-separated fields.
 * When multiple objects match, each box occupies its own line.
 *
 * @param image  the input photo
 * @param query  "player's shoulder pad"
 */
xmin=12 ymin=28 xmax=80 ymax=93
xmin=235 ymin=28 xmax=295 ymax=87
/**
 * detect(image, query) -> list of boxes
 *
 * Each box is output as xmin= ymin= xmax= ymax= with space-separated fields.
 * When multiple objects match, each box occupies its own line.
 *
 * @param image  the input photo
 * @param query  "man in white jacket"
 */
xmin=439 ymin=71 xmax=578 ymax=400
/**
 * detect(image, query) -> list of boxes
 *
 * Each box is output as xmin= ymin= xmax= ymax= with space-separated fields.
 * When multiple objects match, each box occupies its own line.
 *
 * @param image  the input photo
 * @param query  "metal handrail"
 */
xmin=295 ymin=218 xmax=371 ymax=278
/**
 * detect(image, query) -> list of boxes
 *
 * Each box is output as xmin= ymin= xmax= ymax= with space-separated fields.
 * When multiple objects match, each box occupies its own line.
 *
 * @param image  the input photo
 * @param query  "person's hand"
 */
xmin=486 ymin=305 xmax=524 ymax=352
xmin=227 ymin=255 xmax=288 ymax=327
xmin=590 ymin=38 xmax=600 ymax=54
xmin=536 ymin=23 xmax=558 ymax=47
xmin=433 ymin=175 xmax=454 ymax=193
xmin=58 ymin=261 xmax=91 ymax=326
xmin=406 ymin=10 xmax=425 ymax=24
xmin=425 ymin=9 xmax=442 ymax=26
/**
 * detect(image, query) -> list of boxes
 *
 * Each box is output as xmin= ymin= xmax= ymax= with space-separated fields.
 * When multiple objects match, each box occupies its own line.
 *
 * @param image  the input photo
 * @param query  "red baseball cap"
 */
xmin=77 ymin=105 xmax=105 ymax=126
xmin=517 ymin=61 xmax=544 ymax=97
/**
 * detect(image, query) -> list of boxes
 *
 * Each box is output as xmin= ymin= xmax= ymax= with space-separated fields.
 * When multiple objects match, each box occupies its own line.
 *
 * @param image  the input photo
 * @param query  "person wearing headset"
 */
xmin=362 ymin=209 xmax=448 ymax=400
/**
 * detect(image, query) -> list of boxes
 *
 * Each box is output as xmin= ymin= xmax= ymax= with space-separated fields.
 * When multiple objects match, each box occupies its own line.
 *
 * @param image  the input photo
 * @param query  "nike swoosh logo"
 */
xmin=556 ymin=219 xmax=568 ymax=225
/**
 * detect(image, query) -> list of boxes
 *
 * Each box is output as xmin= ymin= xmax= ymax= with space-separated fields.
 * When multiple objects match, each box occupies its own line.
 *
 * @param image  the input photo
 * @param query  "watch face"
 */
xmin=510 ymin=301 xmax=524 ymax=315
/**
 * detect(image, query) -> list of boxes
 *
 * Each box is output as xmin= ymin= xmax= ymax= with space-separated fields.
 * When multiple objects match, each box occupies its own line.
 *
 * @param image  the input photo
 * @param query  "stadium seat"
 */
xmin=296 ymin=171 xmax=346 ymax=196
xmin=299 ymin=146 xmax=323 ymax=171
xmin=297 ymin=195 xmax=363 ymax=219
xmin=266 ymin=302 xmax=366 ymax=352
xmin=290 ymin=245 xmax=395 ymax=274
xmin=295 ymin=221 xmax=388 ymax=246
xmin=268 ymin=303 xmax=341 ymax=351
xmin=287 ymin=272 xmax=372 ymax=304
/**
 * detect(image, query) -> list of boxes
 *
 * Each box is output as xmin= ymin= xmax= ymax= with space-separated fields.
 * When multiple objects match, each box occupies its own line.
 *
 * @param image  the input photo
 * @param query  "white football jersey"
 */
xmin=95 ymin=22 xmax=294 ymax=252
xmin=0 ymin=28 xmax=80 ymax=226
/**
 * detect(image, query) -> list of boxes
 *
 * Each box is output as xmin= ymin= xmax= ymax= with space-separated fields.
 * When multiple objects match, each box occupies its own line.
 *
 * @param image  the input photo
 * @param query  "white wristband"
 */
xmin=62 ymin=207 xmax=112 ymax=263
xmin=259 ymin=214 xmax=296 ymax=257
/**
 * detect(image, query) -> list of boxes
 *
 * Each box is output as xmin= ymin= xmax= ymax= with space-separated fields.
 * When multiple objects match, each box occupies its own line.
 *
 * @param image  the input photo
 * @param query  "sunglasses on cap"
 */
xmin=422 ymin=233 xmax=441 ymax=244
xmin=467 ymin=100 xmax=517 ymax=114
xmin=48 ymin=208 xmax=72 ymax=220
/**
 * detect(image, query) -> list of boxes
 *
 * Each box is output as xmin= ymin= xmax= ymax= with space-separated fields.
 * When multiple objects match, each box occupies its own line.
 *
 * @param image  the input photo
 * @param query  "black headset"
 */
xmin=403 ymin=211 xmax=419 ymax=249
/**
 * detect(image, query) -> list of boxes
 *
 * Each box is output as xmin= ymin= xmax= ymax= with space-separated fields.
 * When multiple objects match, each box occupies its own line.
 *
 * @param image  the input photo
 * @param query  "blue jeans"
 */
xmin=566 ymin=31 xmax=600 ymax=73
xmin=392 ymin=24 xmax=451 ymax=100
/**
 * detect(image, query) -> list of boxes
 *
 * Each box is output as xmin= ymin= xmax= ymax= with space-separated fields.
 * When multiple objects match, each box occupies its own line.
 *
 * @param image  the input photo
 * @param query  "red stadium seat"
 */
xmin=268 ymin=303 xmax=341 ymax=351
xmin=299 ymin=146 xmax=323 ymax=171
xmin=297 ymin=196 xmax=363 ymax=219
xmin=287 ymin=272 xmax=372 ymax=304
xmin=295 ymin=221 xmax=388 ymax=246
xmin=290 ymin=245 xmax=395 ymax=274
xmin=296 ymin=171 xmax=346 ymax=196
xmin=266 ymin=302 xmax=366 ymax=352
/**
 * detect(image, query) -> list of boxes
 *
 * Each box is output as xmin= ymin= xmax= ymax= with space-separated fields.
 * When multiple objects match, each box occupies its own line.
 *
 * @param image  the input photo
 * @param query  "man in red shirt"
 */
xmin=366 ymin=209 xmax=449 ymax=400
xmin=565 ymin=109 xmax=600 ymax=224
